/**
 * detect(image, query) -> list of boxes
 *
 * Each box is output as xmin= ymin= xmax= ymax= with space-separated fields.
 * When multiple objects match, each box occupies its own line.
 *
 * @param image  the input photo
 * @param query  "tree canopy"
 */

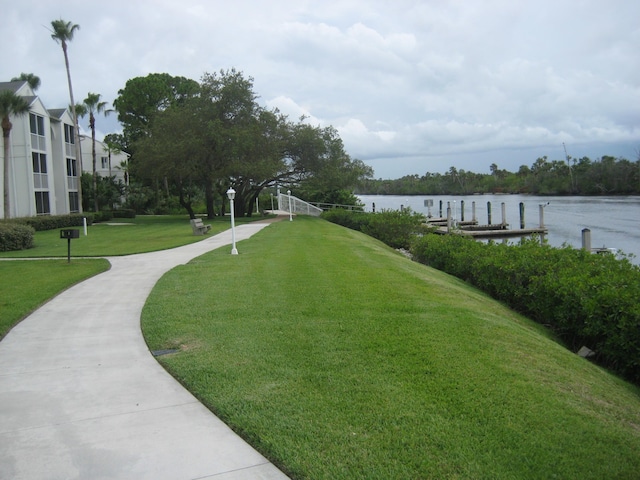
xmin=115 ymin=69 xmax=371 ymax=217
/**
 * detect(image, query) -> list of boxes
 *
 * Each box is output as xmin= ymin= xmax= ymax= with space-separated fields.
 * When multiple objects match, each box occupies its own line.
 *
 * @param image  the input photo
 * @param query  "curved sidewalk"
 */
xmin=0 ymin=222 xmax=290 ymax=480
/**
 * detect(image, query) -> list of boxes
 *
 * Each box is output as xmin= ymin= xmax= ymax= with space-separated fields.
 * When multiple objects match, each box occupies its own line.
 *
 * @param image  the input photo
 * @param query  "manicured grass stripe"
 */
xmin=142 ymin=216 xmax=640 ymax=479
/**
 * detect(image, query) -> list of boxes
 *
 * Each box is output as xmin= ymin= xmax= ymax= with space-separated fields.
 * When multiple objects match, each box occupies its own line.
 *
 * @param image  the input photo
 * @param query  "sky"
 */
xmin=3 ymin=0 xmax=639 ymax=179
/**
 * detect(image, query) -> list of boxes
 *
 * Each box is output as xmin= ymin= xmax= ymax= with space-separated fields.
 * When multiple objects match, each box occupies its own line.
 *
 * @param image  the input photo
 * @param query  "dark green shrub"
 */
xmin=321 ymin=208 xmax=371 ymax=231
xmin=0 ymin=223 xmax=35 ymax=251
xmin=93 ymin=211 xmax=114 ymax=222
xmin=1 ymin=214 xmax=94 ymax=231
xmin=113 ymin=209 xmax=136 ymax=218
xmin=410 ymin=233 xmax=640 ymax=384
xmin=361 ymin=209 xmax=427 ymax=249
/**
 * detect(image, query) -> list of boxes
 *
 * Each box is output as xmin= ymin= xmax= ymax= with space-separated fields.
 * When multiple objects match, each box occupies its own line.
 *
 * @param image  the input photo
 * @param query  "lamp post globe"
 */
xmin=226 ymin=187 xmax=238 ymax=255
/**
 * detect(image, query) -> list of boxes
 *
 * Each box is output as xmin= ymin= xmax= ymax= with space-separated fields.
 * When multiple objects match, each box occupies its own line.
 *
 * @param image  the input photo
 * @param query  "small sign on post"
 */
xmin=60 ymin=229 xmax=80 ymax=263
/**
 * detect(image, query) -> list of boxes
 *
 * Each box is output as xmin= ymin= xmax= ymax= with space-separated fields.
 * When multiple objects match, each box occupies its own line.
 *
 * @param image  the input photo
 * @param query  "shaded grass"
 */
xmin=0 ymin=259 xmax=110 ymax=338
xmin=142 ymin=216 xmax=640 ymax=479
xmin=0 ymin=214 xmax=269 ymax=257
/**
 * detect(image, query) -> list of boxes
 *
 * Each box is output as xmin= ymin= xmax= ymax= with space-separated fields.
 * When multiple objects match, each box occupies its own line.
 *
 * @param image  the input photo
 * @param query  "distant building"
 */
xmin=0 ymin=80 xmax=127 ymax=219
xmin=79 ymin=135 xmax=128 ymax=186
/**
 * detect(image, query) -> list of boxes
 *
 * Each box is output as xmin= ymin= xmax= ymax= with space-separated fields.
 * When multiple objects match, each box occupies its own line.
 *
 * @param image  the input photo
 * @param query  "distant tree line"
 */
xmin=357 ymin=155 xmax=640 ymax=196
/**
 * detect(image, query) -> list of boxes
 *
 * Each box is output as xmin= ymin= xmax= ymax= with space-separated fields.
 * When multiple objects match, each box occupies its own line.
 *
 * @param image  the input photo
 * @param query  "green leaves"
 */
xmin=411 ymin=234 xmax=640 ymax=383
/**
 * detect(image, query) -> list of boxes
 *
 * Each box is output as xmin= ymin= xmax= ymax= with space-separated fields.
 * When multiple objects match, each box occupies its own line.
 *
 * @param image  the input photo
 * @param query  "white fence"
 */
xmin=278 ymin=193 xmax=323 ymax=217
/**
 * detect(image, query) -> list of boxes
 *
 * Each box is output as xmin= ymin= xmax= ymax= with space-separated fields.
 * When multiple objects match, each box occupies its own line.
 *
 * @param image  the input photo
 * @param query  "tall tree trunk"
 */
xmin=176 ymin=180 xmax=195 ymax=219
xmin=3 ymin=126 xmax=11 ymax=218
xmin=204 ymin=181 xmax=215 ymax=219
xmin=91 ymin=114 xmax=98 ymax=212
xmin=63 ymin=42 xmax=84 ymax=213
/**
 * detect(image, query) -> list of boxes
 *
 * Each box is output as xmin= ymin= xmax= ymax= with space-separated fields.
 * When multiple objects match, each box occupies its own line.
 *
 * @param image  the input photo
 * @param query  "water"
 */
xmin=357 ymin=194 xmax=640 ymax=264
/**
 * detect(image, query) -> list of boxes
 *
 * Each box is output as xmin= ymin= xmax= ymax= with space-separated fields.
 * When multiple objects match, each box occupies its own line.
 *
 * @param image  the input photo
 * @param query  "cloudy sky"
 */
xmin=4 ymin=0 xmax=639 ymax=178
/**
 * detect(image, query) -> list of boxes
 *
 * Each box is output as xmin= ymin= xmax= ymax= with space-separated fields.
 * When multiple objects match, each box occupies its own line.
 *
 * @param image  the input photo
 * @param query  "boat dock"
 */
xmin=425 ymin=200 xmax=549 ymax=240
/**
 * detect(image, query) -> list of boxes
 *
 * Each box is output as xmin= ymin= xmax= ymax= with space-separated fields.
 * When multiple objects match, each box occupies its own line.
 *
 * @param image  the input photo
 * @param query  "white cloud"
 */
xmin=3 ymin=0 xmax=639 ymax=178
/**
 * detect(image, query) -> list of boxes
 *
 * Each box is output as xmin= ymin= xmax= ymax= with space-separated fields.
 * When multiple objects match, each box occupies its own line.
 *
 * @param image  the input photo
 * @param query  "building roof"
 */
xmin=0 ymin=80 xmax=27 ymax=94
xmin=48 ymin=108 xmax=67 ymax=120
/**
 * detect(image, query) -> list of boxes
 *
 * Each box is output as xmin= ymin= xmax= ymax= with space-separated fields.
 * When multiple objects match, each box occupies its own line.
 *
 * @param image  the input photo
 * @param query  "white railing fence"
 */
xmin=277 ymin=193 xmax=323 ymax=217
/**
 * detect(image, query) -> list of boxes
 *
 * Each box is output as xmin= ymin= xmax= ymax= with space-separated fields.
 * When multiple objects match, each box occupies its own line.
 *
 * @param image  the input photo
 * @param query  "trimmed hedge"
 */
xmin=321 ymin=208 xmax=429 ymax=249
xmin=0 ymin=223 xmax=35 ymax=251
xmin=113 ymin=209 xmax=136 ymax=219
xmin=1 ymin=214 xmax=94 ymax=232
xmin=410 ymin=234 xmax=640 ymax=384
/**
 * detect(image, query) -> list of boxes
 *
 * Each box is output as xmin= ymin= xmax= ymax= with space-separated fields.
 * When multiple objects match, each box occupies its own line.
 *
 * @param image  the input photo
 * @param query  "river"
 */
xmin=357 ymin=194 xmax=640 ymax=264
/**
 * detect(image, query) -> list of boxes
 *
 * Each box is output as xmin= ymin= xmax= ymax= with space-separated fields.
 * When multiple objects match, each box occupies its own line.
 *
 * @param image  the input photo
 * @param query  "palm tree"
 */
xmin=103 ymin=133 xmax=123 ymax=178
xmin=81 ymin=93 xmax=113 ymax=212
xmin=1 ymin=90 xmax=30 ymax=218
xmin=50 ymin=19 xmax=83 ymax=211
xmin=10 ymin=73 xmax=41 ymax=91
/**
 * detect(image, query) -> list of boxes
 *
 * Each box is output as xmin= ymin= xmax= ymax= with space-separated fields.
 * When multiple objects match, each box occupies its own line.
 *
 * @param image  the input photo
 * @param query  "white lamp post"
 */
xmin=287 ymin=189 xmax=293 ymax=221
xmin=226 ymin=187 xmax=238 ymax=255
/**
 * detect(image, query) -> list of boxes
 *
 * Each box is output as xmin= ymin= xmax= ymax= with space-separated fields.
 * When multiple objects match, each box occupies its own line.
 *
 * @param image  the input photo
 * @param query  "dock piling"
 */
xmin=519 ymin=202 xmax=525 ymax=229
xmin=582 ymin=228 xmax=591 ymax=251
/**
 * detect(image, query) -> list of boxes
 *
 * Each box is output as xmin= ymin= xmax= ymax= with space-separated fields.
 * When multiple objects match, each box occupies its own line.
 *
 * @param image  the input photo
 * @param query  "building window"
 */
xmin=68 ymin=192 xmax=79 ymax=213
xmin=101 ymin=156 xmax=108 ymax=169
xmin=64 ymin=124 xmax=75 ymax=157
xmin=30 ymin=113 xmax=46 ymax=151
xmin=32 ymin=152 xmax=48 ymax=189
xmin=64 ymin=124 xmax=75 ymax=144
xmin=66 ymin=158 xmax=78 ymax=190
xmin=30 ymin=113 xmax=45 ymax=136
xmin=32 ymin=152 xmax=47 ymax=173
xmin=35 ymin=192 xmax=51 ymax=215
xmin=66 ymin=158 xmax=77 ymax=177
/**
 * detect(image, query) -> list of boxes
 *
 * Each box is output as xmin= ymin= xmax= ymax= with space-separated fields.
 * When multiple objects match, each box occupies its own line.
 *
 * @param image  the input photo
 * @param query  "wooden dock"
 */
xmin=426 ymin=200 xmax=549 ymax=240
xmin=433 ymin=226 xmax=548 ymax=238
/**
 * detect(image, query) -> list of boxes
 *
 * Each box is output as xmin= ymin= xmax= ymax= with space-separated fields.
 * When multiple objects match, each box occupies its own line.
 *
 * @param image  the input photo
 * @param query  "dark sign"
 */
xmin=60 ymin=229 xmax=80 ymax=239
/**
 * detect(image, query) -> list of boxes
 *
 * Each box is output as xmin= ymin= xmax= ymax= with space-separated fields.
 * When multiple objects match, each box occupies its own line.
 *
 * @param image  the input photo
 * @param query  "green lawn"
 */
xmin=0 ymin=214 xmax=268 ymax=337
xmin=142 ymin=216 xmax=640 ymax=479
xmin=0 ymin=214 xmax=269 ymax=258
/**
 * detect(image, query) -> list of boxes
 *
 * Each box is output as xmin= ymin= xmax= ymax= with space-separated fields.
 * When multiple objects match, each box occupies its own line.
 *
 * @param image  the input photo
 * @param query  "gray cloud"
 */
xmin=3 ymin=0 xmax=639 ymax=178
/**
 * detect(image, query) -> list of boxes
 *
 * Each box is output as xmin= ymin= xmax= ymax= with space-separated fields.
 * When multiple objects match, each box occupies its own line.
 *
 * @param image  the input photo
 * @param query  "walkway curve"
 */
xmin=0 ymin=222 xmax=290 ymax=480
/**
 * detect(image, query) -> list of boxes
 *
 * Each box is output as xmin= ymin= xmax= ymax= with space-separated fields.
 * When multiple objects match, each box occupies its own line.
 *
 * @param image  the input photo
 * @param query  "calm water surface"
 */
xmin=358 ymin=195 xmax=640 ymax=264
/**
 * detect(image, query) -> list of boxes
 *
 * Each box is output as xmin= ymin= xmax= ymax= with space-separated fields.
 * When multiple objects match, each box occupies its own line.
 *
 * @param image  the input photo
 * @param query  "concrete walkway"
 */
xmin=0 ymin=222 xmax=290 ymax=480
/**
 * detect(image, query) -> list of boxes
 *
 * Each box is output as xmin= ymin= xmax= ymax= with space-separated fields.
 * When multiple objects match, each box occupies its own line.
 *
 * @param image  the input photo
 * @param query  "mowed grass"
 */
xmin=142 ymin=216 xmax=640 ymax=479
xmin=0 ymin=215 xmax=268 ymax=258
xmin=0 ymin=259 xmax=110 ymax=338
xmin=0 ymin=214 xmax=268 ymax=337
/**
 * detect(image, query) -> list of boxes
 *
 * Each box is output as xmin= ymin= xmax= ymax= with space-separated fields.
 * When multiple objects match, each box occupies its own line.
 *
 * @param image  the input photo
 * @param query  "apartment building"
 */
xmin=1 ymin=80 xmax=127 ymax=219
